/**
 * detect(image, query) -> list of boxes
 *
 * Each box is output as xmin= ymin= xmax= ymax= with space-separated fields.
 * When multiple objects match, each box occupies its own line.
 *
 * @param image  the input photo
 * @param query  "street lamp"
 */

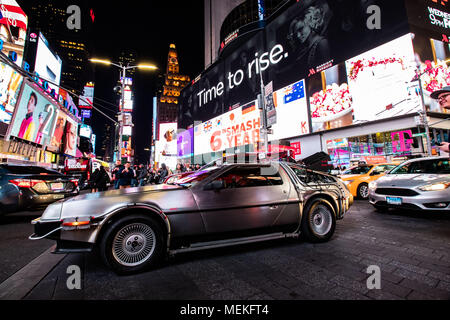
xmin=90 ymin=58 xmax=158 ymax=163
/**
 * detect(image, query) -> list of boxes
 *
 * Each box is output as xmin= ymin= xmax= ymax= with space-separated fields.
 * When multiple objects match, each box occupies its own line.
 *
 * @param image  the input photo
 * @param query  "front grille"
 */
xmin=375 ymin=188 xmax=419 ymax=197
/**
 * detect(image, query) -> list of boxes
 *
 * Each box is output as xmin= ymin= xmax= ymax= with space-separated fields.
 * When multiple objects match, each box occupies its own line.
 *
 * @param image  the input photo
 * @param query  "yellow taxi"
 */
xmin=339 ymin=163 xmax=399 ymax=199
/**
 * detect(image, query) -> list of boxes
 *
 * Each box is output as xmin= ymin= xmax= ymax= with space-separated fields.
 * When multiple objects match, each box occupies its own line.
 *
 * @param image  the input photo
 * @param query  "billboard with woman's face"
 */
xmin=8 ymin=83 xmax=59 ymax=146
xmin=63 ymin=117 xmax=78 ymax=157
xmin=49 ymin=111 xmax=67 ymax=152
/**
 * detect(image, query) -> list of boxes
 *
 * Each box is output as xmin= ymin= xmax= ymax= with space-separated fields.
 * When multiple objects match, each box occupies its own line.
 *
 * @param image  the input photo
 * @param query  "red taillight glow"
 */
xmin=70 ymin=179 xmax=79 ymax=187
xmin=9 ymin=179 xmax=45 ymax=188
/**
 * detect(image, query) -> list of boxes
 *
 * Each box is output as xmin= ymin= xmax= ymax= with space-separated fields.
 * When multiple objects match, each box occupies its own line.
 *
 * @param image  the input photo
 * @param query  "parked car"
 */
xmin=369 ymin=156 xmax=450 ymax=212
xmin=0 ymin=164 xmax=79 ymax=215
xmin=339 ymin=163 xmax=399 ymax=199
xmin=30 ymin=158 xmax=353 ymax=274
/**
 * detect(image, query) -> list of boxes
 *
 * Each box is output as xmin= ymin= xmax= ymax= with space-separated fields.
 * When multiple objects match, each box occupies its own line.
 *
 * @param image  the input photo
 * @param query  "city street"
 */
xmin=1 ymin=200 xmax=449 ymax=300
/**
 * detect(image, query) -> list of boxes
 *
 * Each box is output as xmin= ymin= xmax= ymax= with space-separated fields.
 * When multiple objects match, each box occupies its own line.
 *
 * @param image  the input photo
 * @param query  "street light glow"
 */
xmin=89 ymin=58 xmax=112 ymax=65
xmin=138 ymin=64 xmax=158 ymax=70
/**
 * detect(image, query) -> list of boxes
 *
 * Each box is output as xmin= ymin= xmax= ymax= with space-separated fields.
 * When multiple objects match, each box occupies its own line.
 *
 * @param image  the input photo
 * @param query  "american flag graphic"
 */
xmin=0 ymin=0 xmax=28 ymax=30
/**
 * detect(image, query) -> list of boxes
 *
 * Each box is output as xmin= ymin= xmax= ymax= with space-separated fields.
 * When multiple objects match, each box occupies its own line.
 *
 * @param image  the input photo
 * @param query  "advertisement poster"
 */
xmin=177 ymin=127 xmax=194 ymax=158
xmin=8 ymin=83 xmax=59 ymax=146
xmin=155 ymin=140 xmax=177 ymax=170
xmin=159 ymin=122 xmax=178 ymax=158
xmin=194 ymin=101 xmax=261 ymax=155
xmin=268 ymin=79 xmax=310 ymax=141
xmin=49 ymin=111 xmax=67 ymax=151
xmin=0 ymin=61 xmax=23 ymax=124
xmin=34 ymin=33 xmax=62 ymax=92
xmin=413 ymin=31 xmax=450 ymax=113
xmin=345 ymin=34 xmax=421 ymax=123
xmin=63 ymin=116 xmax=78 ymax=157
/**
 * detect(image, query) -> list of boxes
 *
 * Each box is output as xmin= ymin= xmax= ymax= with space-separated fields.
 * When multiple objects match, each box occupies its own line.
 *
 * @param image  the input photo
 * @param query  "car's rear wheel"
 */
xmin=357 ymin=183 xmax=369 ymax=199
xmin=301 ymin=199 xmax=336 ymax=243
xmin=100 ymin=214 xmax=165 ymax=275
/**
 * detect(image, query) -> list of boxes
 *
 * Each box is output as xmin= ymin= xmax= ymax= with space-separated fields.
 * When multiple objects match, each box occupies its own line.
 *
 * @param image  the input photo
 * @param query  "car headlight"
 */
xmin=418 ymin=182 xmax=450 ymax=192
xmin=41 ymin=202 xmax=63 ymax=221
xmin=369 ymin=181 xmax=377 ymax=190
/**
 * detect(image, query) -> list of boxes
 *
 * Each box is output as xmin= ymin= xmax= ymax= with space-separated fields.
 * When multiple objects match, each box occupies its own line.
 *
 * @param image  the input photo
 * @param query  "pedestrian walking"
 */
xmin=112 ymin=160 xmax=124 ymax=190
xmin=131 ymin=165 xmax=138 ymax=187
xmin=119 ymin=162 xmax=134 ymax=189
xmin=174 ymin=163 xmax=184 ymax=174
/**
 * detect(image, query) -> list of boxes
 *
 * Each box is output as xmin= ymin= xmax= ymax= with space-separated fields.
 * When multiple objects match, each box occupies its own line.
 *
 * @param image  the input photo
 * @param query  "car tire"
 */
xmin=100 ymin=214 xmax=165 ymax=275
xmin=357 ymin=183 xmax=369 ymax=199
xmin=373 ymin=204 xmax=389 ymax=213
xmin=301 ymin=199 xmax=336 ymax=243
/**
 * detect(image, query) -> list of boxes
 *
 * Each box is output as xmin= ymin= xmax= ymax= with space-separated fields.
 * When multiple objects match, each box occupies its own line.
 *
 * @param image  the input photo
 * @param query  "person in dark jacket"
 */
xmin=119 ymin=162 xmax=134 ymax=189
xmin=89 ymin=168 xmax=100 ymax=193
xmin=137 ymin=164 xmax=148 ymax=186
xmin=157 ymin=163 xmax=169 ymax=184
xmin=96 ymin=166 xmax=111 ymax=192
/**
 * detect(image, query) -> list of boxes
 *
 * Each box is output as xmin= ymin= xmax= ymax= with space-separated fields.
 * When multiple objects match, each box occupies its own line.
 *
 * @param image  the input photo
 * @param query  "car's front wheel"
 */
xmin=301 ymin=199 xmax=336 ymax=243
xmin=100 ymin=214 xmax=165 ymax=275
xmin=357 ymin=183 xmax=369 ymax=199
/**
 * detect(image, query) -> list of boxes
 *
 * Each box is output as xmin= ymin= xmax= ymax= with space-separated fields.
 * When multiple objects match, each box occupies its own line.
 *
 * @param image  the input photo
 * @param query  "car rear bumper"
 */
xmin=369 ymin=191 xmax=450 ymax=211
xmin=20 ymin=190 xmax=78 ymax=210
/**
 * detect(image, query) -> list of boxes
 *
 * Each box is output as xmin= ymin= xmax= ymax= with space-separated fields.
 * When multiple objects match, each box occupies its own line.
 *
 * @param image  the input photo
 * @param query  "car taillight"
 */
xmin=9 ymin=179 xmax=45 ymax=188
xmin=70 ymin=179 xmax=79 ymax=187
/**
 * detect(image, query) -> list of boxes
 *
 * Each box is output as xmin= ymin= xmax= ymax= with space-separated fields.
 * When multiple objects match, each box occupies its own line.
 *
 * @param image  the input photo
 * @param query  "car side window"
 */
xmin=289 ymin=165 xmax=335 ymax=184
xmin=212 ymin=166 xmax=283 ymax=189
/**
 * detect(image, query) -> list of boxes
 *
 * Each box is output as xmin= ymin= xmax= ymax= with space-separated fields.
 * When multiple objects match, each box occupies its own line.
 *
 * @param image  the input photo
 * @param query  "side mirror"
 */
xmin=204 ymin=180 xmax=224 ymax=191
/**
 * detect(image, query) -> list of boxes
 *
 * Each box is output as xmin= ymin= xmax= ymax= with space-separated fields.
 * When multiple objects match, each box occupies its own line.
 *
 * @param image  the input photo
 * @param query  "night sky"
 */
xmin=87 ymin=1 xmax=204 ymax=164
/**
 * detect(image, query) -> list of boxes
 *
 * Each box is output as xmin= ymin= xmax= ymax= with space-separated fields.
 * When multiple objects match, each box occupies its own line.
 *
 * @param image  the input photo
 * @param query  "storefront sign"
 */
xmin=391 ymin=130 xmax=414 ymax=153
xmin=5 ymin=140 xmax=39 ymax=158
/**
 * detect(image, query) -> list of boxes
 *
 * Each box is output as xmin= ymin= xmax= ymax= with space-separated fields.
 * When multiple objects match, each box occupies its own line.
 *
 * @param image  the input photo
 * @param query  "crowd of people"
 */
xmin=88 ymin=161 xmax=202 ymax=192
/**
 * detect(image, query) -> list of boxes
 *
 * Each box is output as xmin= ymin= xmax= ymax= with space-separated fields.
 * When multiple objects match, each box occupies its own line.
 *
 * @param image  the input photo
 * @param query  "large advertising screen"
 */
xmin=177 ymin=127 xmax=193 ymax=158
xmin=49 ymin=111 xmax=67 ymax=151
xmin=194 ymin=101 xmax=261 ymax=155
xmin=8 ymin=83 xmax=59 ymax=146
xmin=179 ymin=0 xmax=410 ymax=130
xmin=309 ymin=34 xmax=422 ymax=132
xmin=158 ymin=123 xmax=178 ymax=157
xmin=34 ymin=33 xmax=62 ymax=91
xmin=0 ymin=61 xmax=23 ymax=124
xmin=63 ymin=116 xmax=78 ymax=157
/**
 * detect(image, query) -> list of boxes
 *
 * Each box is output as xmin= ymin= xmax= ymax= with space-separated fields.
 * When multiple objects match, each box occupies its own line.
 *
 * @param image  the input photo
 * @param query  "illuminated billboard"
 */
xmin=177 ymin=127 xmax=193 ymax=158
xmin=34 ymin=33 xmax=62 ymax=91
xmin=79 ymin=124 xmax=92 ymax=138
xmin=158 ymin=123 xmax=178 ymax=157
xmin=63 ymin=116 xmax=78 ymax=157
xmin=8 ymin=82 xmax=59 ymax=146
xmin=49 ymin=111 xmax=67 ymax=152
xmin=309 ymin=34 xmax=422 ymax=132
xmin=194 ymin=101 xmax=261 ymax=155
xmin=0 ymin=61 xmax=23 ymax=124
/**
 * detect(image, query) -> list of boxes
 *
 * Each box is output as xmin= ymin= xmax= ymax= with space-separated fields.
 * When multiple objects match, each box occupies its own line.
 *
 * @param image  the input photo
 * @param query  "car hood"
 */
xmin=339 ymin=174 xmax=362 ymax=180
xmin=44 ymin=184 xmax=196 ymax=221
xmin=375 ymin=174 xmax=450 ymax=188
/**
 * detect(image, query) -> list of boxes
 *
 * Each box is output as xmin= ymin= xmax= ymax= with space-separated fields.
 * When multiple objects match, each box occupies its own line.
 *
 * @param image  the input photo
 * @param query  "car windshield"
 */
xmin=343 ymin=166 xmax=373 ymax=175
xmin=389 ymin=159 xmax=450 ymax=174
xmin=176 ymin=166 xmax=221 ymax=187
xmin=2 ymin=165 xmax=61 ymax=175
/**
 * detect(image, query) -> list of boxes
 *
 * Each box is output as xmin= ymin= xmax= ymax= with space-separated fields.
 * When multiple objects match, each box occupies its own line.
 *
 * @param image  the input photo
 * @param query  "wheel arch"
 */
xmin=303 ymin=193 xmax=338 ymax=219
xmin=95 ymin=204 xmax=171 ymax=249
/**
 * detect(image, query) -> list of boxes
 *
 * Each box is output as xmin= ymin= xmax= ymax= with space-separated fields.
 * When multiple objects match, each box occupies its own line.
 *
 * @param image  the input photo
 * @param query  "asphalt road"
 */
xmin=1 ymin=200 xmax=450 ymax=300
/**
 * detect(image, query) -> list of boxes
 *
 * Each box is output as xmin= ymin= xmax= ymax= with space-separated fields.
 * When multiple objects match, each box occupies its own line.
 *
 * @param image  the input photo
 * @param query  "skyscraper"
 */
xmin=158 ymin=44 xmax=190 ymax=124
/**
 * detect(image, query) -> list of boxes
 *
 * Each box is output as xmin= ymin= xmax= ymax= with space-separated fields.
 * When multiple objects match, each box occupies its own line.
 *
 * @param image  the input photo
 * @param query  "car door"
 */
xmin=192 ymin=164 xmax=290 ymax=234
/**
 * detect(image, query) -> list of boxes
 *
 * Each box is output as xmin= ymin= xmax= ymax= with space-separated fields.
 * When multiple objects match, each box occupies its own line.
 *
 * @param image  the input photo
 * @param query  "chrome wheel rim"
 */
xmin=310 ymin=205 xmax=332 ymax=236
xmin=112 ymin=223 xmax=156 ymax=267
xmin=360 ymin=185 xmax=369 ymax=199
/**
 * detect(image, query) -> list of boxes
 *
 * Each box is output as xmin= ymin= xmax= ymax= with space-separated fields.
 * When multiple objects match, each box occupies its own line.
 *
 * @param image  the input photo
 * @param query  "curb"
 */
xmin=0 ymin=245 xmax=66 ymax=300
